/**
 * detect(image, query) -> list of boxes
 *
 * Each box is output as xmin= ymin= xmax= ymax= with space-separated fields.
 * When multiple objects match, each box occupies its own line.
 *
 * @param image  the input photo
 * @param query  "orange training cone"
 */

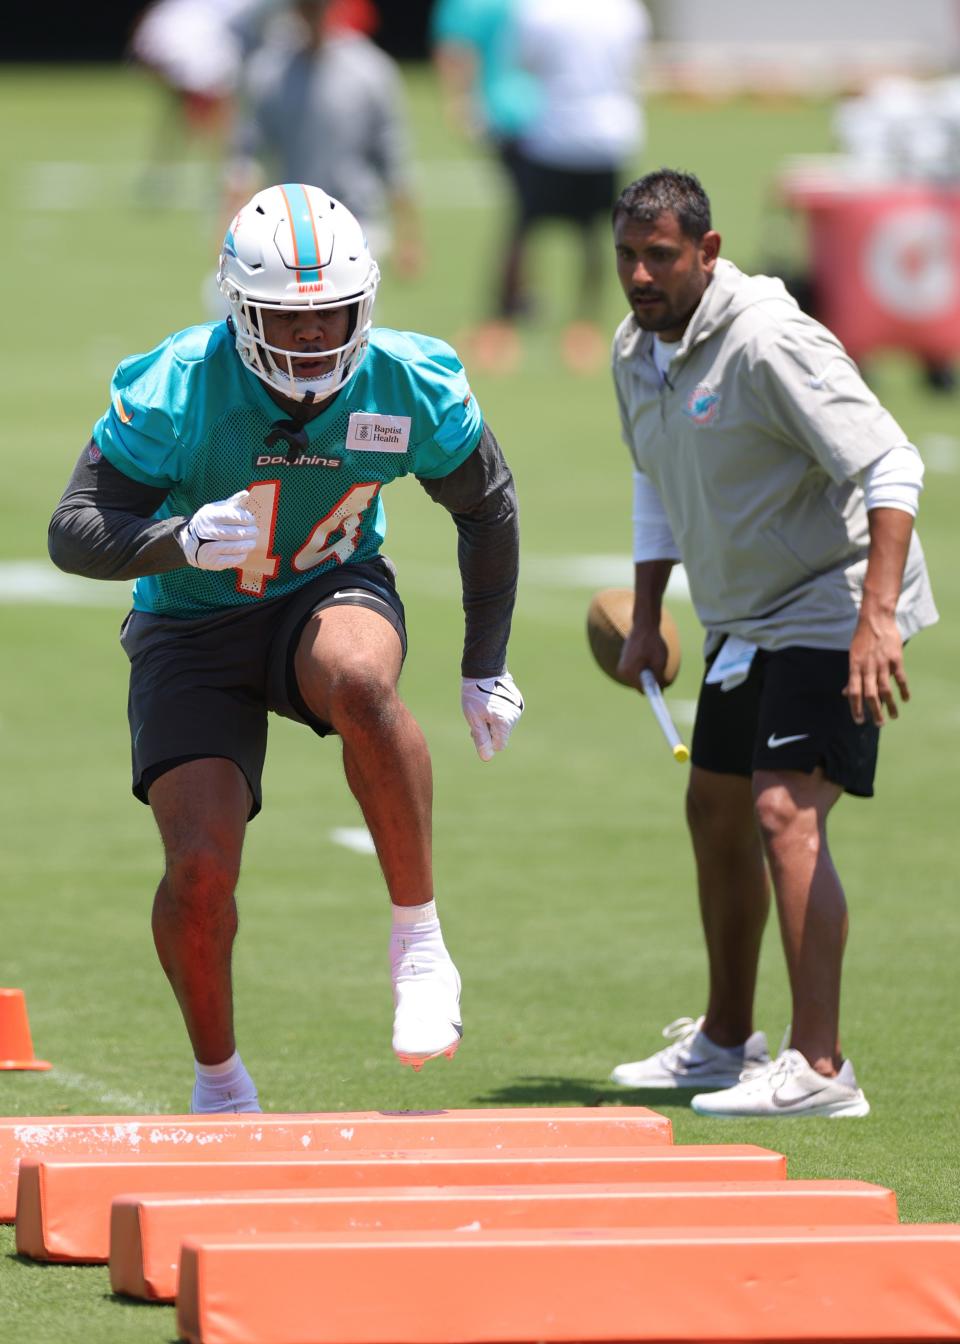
xmin=0 ymin=990 xmax=51 ymax=1070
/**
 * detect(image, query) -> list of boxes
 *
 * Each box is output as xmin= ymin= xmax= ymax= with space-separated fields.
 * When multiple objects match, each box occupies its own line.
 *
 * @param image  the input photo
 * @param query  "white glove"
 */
xmin=461 ymin=672 xmax=525 ymax=762
xmin=178 ymin=490 xmax=259 ymax=570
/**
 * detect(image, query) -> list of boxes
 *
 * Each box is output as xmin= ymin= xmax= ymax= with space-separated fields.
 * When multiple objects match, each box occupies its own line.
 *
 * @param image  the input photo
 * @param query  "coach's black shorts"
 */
xmin=512 ymin=152 xmax=618 ymax=227
xmin=120 ymin=558 xmax=406 ymax=819
xmin=690 ymin=644 xmax=880 ymax=797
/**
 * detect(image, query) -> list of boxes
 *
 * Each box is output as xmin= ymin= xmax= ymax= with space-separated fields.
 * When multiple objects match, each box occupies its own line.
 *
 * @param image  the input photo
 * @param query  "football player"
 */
xmin=49 ymin=183 xmax=524 ymax=1112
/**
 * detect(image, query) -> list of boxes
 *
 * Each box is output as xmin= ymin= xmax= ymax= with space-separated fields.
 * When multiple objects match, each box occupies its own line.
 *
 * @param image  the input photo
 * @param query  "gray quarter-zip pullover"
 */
xmin=612 ymin=258 xmax=938 ymax=653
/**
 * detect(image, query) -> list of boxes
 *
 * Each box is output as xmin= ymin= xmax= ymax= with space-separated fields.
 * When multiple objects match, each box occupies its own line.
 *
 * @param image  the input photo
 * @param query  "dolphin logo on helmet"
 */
xmin=218 ymin=183 xmax=380 ymax=402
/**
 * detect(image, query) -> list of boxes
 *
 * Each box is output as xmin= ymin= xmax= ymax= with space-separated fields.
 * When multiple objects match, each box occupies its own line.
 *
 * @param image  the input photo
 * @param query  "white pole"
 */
xmin=639 ymin=670 xmax=690 ymax=763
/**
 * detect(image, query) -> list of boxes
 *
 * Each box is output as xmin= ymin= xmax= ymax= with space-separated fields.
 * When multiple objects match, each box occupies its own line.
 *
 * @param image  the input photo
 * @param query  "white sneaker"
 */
xmin=392 ymin=952 xmax=463 ymax=1072
xmin=691 ymin=1048 xmax=871 ymax=1118
xmin=609 ymin=1016 xmax=770 ymax=1089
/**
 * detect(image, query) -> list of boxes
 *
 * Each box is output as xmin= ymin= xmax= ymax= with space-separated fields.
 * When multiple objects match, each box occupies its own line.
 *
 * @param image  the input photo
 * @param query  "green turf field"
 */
xmin=2 ymin=63 xmax=958 ymax=1343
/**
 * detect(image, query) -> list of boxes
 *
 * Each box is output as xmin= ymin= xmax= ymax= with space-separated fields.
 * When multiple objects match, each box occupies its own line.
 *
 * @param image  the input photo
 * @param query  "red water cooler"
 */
xmin=780 ymin=170 xmax=960 ymax=364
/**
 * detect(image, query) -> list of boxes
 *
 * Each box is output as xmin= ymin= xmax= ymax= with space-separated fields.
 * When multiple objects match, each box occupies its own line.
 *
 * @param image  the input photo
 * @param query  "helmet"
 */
xmin=218 ymin=183 xmax=379 ymax=402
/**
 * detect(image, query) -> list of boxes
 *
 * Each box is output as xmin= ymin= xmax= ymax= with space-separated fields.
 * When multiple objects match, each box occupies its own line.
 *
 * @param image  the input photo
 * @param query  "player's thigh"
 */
xmin=266 ymin=561 xmax=407 ymax=734
xmin=752 ymin=647 xmax=880 ymax=798
xmin=294 ymin=602 xmax=405 ymax=725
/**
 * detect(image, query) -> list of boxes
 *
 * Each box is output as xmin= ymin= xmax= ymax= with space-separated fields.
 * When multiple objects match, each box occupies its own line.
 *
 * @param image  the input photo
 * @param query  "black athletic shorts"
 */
xmin=690 ymin=644 xmax=881 ymax=798
xmin=120 ymin=557 xmax=406 ymax=819
xmin=512 ymin=151 xmax=618 ymax=227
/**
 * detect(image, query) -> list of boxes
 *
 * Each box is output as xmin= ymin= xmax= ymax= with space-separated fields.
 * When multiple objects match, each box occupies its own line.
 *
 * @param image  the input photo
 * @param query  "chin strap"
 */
xmin=262 ymin=389 xmax=317 ymax=462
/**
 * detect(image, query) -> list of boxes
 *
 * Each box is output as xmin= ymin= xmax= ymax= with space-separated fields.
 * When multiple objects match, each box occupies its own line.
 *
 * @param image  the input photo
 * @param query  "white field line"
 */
xmin=330 ymin=827 xmax=376 ymax=856
xmin=41 ymin=1068 xmax=168 ymax=1115
xmin=0 ymin=558 xmax=692 ymax=606
xmin=0 ymin=562 xmax=129 ymax=605
xmin=522 ymin=556 xmax=691 ymax=599
xmin=21 ymin=160 xmax=211 ymax=211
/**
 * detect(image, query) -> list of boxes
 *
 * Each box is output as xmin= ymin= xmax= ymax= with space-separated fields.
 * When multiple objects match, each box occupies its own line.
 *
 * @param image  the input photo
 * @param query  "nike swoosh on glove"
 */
xmin=179 ymin=490 xmax=259 ymax=570
xmin=461 ymin=672 xmax=525 ymax=762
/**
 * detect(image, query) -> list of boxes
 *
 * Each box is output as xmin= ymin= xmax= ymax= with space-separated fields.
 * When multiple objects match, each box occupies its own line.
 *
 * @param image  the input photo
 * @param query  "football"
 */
xmin=586 ymin=587 xmax=681 ymax=691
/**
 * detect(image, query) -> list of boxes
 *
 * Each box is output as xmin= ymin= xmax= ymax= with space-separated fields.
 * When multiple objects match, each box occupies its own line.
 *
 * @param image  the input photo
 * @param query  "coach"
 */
xmin=607 ymin=169 xmax=937 ymax=1118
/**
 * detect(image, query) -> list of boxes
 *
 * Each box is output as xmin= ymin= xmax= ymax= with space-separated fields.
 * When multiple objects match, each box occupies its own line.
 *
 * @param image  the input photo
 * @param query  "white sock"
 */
xmin=191 ymin=1050 xmax=261 ymax=1114
xmin=390 ymin=900 xmax=450 ymax=978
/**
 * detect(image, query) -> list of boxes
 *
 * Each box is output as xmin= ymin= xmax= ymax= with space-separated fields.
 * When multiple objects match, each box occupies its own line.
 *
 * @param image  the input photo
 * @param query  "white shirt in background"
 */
xmin=513 ymin=0 xmax=650 ymax=169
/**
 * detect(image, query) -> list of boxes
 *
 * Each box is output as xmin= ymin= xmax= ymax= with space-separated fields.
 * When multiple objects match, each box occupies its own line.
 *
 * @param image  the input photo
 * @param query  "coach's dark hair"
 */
xmin=613 ymin=169 xmax=712 ymax=240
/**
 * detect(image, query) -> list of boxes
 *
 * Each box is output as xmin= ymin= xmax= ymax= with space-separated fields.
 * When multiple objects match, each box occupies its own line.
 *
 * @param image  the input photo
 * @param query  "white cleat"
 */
xmin=610 ymin=1015 xmax=770 ymax=1089
xmin=392 ymin=954 xmax=463 ymax=1070
xmin=691 ymin=1048 xmax=871 ymax=1118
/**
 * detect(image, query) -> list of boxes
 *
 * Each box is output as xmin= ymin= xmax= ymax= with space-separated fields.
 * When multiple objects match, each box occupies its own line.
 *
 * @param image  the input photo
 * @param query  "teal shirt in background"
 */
xmin=93 ymin=323 xmax=482 ymax=616
xmin=431 ymin=0 xmax=540 ymax=139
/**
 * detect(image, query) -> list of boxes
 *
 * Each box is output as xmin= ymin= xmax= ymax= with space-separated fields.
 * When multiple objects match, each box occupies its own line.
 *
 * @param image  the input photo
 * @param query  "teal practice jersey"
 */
xmin=93 ymin=323 xmax=483 ymax=615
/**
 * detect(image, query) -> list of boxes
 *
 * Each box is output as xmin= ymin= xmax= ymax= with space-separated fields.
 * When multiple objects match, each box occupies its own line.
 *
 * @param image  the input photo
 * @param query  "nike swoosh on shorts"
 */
xmin=766 ymin=732 xmax=810 ymax=749
xmin=331 ymin=590 xmax=391 ymax=608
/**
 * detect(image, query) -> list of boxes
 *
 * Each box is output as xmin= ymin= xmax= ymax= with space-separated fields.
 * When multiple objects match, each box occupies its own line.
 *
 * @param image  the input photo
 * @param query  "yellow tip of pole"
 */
xmin=672 ymin=744 xmax=690 ymax=763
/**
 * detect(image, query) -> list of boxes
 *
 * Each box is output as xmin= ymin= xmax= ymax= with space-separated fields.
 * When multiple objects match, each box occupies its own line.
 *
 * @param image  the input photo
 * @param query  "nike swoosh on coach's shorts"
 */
xmin=766 ymin=732 xmax=811 ymax=749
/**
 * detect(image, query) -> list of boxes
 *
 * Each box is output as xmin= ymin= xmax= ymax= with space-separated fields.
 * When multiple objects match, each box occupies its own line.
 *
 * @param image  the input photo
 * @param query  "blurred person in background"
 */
xmin=225 ymin=0 xmax=422 ymax=274
xmin=431 ymin=0 xmax=541 ymax=372
xmin=607 ymin=169 xmax=937 ymax=1117
xmin=128 ymin=0 xmax=377 ymax=202
xmin=432 ymin=0 xmax=536 ymax=144
xmin=48 ymin=183 xmax=523 ymax=1111
xmin=433 ymin=0 xmax=649 ymax=374
xmin=130 ymin=0 xmax=272 ymax=195
xmin=509 ymin=0 xmax=650 ymax=373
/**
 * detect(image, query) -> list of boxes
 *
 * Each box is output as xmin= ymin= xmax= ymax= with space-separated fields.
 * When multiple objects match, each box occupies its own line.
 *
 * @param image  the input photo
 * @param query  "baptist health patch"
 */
xmin=346 ymin=412 xmax=411 ymax=453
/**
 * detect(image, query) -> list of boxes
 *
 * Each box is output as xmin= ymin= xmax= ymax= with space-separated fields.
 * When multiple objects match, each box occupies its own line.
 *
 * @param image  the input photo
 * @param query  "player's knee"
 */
xmin=324 ymin=660 xmax=398 ymax=735
xmin=162 ymin=846 xmax=241 ymax=919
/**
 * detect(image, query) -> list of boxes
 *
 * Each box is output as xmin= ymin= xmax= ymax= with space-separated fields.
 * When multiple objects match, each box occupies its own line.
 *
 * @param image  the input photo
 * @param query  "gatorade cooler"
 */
xmin=780 ymin=168 xmax=960 ymax=364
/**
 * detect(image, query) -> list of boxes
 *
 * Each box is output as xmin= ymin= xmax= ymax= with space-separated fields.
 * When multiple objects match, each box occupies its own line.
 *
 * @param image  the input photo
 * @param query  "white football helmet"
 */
xmin=218 ymin=183 xmax=379 ymax=402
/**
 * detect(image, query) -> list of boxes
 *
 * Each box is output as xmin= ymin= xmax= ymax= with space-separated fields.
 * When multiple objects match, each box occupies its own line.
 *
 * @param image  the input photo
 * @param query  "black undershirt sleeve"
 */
xmin=417 ymin=421 xmax=519 ymax=679
xmin=47 ymin=442 xmax=187 ymax=580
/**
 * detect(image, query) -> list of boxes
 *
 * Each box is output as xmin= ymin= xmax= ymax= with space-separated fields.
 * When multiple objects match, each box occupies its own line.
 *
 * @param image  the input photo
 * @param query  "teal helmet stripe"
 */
xmin=279 ymin=183 xmax=322 ymax=285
